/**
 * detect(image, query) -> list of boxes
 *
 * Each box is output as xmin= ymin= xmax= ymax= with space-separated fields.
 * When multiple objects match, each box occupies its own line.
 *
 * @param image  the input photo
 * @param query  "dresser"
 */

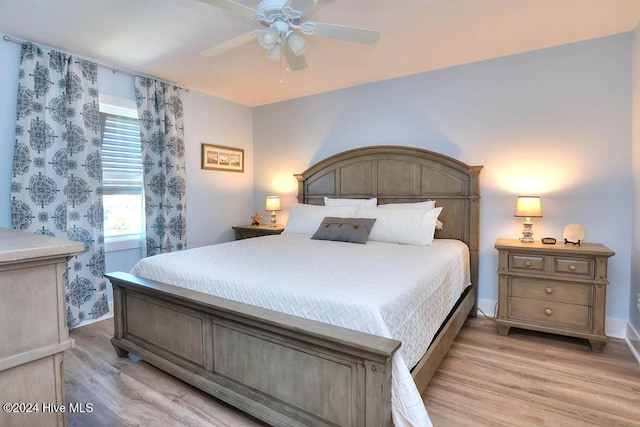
xmin=232 ymin=224 xmax=285 ymax=240
xmin=495 ymin=238 xmax=614 ymax=352
xmin=0 ymin=228 xmax=84 ymax=427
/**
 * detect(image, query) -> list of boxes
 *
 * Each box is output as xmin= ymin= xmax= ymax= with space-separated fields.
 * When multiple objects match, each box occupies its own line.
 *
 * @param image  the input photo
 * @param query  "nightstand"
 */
xmin=495 ymin=238 xmax=614 ymax=352
xmin=232 ymin=224 xmax=285 ymax=240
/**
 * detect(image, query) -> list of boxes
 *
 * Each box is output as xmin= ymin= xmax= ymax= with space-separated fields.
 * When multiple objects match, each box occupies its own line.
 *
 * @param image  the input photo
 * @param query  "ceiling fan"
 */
xmin=197 ymin=0 xmax=380 ymax=71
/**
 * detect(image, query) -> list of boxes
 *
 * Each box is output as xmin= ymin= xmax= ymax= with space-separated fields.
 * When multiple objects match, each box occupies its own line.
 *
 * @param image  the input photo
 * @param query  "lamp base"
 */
xmin=520 ymin=221 xmax=534 ymax=243
xmin=270 ymin=211 xmax=277 ymax=227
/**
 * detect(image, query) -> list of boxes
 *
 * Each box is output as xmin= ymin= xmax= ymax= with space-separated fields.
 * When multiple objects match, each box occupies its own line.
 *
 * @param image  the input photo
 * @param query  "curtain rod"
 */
xmin=3 ymin=34 xmax=187 ymax=90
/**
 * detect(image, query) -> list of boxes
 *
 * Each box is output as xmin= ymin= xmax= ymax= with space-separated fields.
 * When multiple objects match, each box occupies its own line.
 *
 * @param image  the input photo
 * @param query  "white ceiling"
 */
xmin=1 ymin=0 xmax=640 ymax=107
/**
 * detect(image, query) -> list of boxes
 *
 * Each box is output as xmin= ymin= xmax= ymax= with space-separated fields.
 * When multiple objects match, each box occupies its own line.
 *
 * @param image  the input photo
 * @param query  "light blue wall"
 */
xmin=0 ymin=40 xmax=21 ymax=228
xmin=254 ymin=34 xmax=633 ymax=321
xmin=632 ymin=25 xmax=640 ymax=334
xmin=183 ymin=89 xmax=254 ymax=247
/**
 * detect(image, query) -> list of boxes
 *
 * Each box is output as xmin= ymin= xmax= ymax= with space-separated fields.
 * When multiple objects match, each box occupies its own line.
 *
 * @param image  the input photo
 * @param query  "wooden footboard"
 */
xmin=107 ymin=272 xmax=400 ymax=427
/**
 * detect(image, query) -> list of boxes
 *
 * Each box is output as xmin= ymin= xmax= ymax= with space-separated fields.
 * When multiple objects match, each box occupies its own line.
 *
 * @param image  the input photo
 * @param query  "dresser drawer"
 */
xmin=509 ymin=297 xmax=590 ymax=331
xmin=509 ymin=253 xmax=545 ymax=272
xmin=510 ymin=277 xmax=590 ymax=305
xmin=552 ymin=257 xmax=594 ymax=279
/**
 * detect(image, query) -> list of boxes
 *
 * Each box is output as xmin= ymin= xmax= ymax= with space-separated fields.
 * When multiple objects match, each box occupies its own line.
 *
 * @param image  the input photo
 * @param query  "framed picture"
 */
xmin=201 ymin=143 xmax=244 ymax=172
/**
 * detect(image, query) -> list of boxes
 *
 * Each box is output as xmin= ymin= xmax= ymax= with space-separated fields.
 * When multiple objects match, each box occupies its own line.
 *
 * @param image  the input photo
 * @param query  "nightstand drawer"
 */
xmin=510 ymin=277 xmax=590 ymax=305
xmin=509 ymin=253 xmax=545 ymax=272
xmin=553 ymin=257 xmax=594 ymax=279
xmin=509 ymin=297 xmax=590 ymax=330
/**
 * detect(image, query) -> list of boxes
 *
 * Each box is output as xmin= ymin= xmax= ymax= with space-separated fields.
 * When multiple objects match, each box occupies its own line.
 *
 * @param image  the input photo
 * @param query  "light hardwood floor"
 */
xmin=423 ymin=318 xmax=640 ymax=426
xmin=64 ymin=317 xmax=640 ymax=426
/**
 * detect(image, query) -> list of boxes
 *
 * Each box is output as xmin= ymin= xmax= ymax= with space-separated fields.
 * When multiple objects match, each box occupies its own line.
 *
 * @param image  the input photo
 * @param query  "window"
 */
xmin=100 ymin=95 xmax=144 ymax=248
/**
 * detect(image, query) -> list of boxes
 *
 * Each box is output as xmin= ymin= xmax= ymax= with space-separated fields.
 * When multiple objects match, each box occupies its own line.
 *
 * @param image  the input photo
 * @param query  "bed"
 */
xmin=105 ymin=145 xmax=482 ymax=426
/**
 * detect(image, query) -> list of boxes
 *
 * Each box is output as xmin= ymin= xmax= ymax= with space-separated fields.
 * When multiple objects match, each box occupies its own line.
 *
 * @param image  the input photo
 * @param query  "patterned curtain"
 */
xmin=134 ymin=76 xmax=187 ymax=256
xmin=10 ymin=43 xmax=108 ymax=328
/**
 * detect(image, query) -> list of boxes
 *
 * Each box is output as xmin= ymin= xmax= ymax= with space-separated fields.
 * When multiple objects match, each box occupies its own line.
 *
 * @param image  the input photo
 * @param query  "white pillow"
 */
xmin=283 ymin=204 xmax=358 ymax=235
xmin=355 ymin=206 xmax=443 ymax=245
xmin=324 ymin=197 xmax=377 ymax=207
xmin=378 ymin=200 xmax=443 ymax=230
xmin=378 ymin=200 xmax=436 ymax=210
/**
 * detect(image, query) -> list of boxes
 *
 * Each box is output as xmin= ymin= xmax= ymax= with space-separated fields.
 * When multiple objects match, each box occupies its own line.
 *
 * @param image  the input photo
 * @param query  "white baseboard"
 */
xmin=626 ymin=322 xmax=640 ymax=364
xmin=477 ymin=298 xmax=498 ymax=318
xmin=605 ymin=317 xmax=626 ymax=339
xmin=72 ymin=301 xmax=114 ymax=329
xmin=476 ymin=299 xmax=626 ymax=339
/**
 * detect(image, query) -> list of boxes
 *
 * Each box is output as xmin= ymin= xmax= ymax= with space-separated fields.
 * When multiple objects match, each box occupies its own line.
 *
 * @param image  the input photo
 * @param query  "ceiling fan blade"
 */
xmin=282 ymin=43 xmax=308 ymax=71
xmin=200 ymin=32 xmax=257 ymax=57
xmin=196 ymin=0 xmax=257 ymax=17
xmin=300 ymin=22 xmax=380 ymax=44
xmin=285 ymin=0 xmax=314 ymax=15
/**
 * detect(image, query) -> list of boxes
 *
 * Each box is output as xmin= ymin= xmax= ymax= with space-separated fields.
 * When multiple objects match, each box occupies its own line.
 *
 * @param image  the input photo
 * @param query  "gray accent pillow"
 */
xmin=311 ymin=217 xmax=376 ymax=244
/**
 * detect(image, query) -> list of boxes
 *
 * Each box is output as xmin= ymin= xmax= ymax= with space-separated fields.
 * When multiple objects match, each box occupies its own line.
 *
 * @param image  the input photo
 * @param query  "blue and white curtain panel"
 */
xmin=10 ymin=42 xmax=108 ymax=328
xmin=134 ymin=76 xmax=187 ymax=256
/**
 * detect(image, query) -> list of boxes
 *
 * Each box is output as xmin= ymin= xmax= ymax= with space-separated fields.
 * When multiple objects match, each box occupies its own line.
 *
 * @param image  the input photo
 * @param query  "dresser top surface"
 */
xmin=495 ymin=238 xmax=614 ymax=257
xmin=0 ymin=228 xmax=84 ymax=263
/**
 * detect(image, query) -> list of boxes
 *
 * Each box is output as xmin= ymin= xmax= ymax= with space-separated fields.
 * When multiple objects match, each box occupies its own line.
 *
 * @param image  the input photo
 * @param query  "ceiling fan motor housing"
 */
xmin=257 ymin=0 xmax=298 ymax=24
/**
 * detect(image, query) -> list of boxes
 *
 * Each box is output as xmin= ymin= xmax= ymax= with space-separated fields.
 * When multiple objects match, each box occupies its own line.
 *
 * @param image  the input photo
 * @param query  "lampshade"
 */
xmin=286 ymin=32 xmax=307 ymax=56
xmin=258 ymin=27 xmax=279 ymax=49
xmin=265 ymin=196 xmax=281 ymax=212
xmin=514 ymin=196 xmax=542 ymax=218
xmin=265 ymin=44 xmax=281 ymax=62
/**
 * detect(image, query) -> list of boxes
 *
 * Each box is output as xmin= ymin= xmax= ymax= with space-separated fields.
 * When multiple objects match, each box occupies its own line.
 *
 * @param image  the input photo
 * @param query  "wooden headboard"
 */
xmin=295 ymin=145 xmax=483 ymax=294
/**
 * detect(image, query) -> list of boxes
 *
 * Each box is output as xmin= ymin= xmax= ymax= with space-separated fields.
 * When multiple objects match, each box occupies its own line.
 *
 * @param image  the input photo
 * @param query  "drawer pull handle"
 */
xmin=524 ymin=260 xmax=532 ymax=267
xmin=545 ymin=287 xmax=553 ymax=294
xmin=544 ymin=308 xmax=553 ymax=316
xmin=569 ymin=264 xmax=577 ymax=271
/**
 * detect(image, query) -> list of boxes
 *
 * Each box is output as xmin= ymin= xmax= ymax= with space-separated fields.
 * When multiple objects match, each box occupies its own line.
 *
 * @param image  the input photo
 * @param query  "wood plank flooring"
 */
xmin=423 ymin=319 xmax=640 ymax=427
xmin=64 ymin=317 xmax=640 ymax=426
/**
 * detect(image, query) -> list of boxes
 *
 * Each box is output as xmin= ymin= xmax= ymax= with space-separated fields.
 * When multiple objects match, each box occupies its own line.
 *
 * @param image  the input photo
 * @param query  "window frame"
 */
xmin=100 ymin=94 xmax=144 ymax=252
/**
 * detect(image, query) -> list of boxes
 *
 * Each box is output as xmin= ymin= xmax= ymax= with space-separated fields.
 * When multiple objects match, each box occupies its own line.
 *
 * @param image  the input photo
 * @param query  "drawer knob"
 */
xmin=524 ymin=260 xmax=532 ymax=267
xmin=545 ymin=287 xmax=553 ymax=294
xmin=569 ymin=264 xmax=577 ymax=271
xmin=544 ymin=308 xmax=553 ymax=316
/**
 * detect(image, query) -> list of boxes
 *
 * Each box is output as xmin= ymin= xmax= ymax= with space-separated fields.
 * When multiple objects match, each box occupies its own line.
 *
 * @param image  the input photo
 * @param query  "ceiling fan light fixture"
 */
xmin=197 ymin=0 xmax=380 ymax=72
xmin=265 ymin=44 xmax=281 ymax=61
xmin=258 ymin=26 xmax=279 ymax=49
xmin=286 ymin=31 xmax=306 ymax=56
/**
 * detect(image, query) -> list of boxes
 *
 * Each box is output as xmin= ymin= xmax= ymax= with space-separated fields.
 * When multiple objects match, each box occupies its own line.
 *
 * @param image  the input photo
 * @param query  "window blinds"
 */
xmin=101 ymin=113 xmax=143 ymax=195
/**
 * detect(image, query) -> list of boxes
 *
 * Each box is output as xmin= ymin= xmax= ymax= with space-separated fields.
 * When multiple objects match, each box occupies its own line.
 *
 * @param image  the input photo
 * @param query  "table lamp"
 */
xmin=514 ymin=196 xmax=542 ymax=243
xmin=265 ymin=196 xmax=281 ymax=227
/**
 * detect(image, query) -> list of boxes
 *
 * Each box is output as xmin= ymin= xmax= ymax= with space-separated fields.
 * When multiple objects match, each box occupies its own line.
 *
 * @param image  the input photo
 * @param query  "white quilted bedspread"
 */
xmin=130 ymin=234 xmax=470 ymax=427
